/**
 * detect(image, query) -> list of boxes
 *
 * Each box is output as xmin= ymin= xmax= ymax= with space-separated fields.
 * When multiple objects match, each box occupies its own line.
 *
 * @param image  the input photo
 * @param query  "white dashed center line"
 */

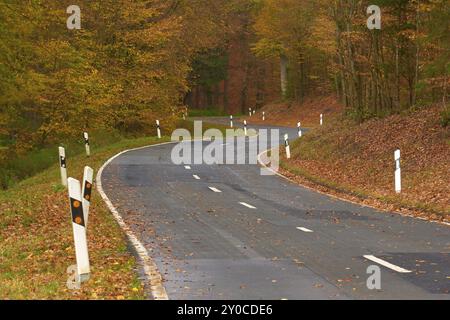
xmin=239 ymin=202 xmax=257 ymax=209
xmin=193 ymin=175 xmax=200 ymax=180
xmin=208 ymin=187 xmax=222 ymax=193
xmin=296 ymin=227 xmax=314 ymax=233
xmin=184 ymin=165 xmax=191 ymax=170
xmin=363 ymin=255 xmax=412 ymax=273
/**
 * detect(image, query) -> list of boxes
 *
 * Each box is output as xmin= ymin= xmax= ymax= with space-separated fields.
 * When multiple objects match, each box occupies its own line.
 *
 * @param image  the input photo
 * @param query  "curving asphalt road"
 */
xmin=101 ymin=118 xmax=449 ymax=300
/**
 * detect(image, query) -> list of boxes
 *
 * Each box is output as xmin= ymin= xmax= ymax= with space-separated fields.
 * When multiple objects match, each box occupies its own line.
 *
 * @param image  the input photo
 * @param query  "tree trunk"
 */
xmin=413 ymin=0 xmax=421 ymax=107
xmin=280 ymin=54 xmax=288 ymax=98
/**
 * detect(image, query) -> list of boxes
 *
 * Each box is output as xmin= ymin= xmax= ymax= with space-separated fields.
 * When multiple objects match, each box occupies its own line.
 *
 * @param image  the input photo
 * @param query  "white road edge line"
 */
xmin=297 ymin=227 xmax=314 ymax=233
xmin=239 ymin=202 xmax=257 ymax=209
xmin=208 ymin=187 xmax=222 ymax=193
xmin=97 ymin=142 xmax=175 ymax=300
xmin=193 ymin=175 xmax=200 ymax=180
xmin=363 ymin=255 xmax=412 ymax=273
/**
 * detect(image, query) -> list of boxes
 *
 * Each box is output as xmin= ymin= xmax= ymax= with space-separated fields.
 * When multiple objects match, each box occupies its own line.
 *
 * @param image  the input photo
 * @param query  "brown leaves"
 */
xmin=245 ymin=95 xmax=342 ymax=128
xmin=276 ymin=100 xmax=449 ymax=222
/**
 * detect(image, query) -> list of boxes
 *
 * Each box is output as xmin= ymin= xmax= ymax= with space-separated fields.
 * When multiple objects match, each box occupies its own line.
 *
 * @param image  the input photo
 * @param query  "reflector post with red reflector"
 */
xmin=59 ymin=147 xmax=67 ymax=187
xmin=81 ymin=166 xmax=94 ymax=229
xmin=68 ymin=177 xmax=90 ymax=283
xmin=83 ymin=132 xmax=90 ymax=157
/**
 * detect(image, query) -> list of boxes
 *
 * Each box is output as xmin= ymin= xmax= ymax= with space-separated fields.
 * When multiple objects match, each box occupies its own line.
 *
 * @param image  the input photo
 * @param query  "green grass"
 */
xmin=177 ymin=119 xmax=235 ymax=136
xmin=1 ymin=120 xmax=236 ymax=190
xmin=188 ymin=108 xmax=243 ymax=117
xmin=0 ymin=130 xmax=123 ymax=189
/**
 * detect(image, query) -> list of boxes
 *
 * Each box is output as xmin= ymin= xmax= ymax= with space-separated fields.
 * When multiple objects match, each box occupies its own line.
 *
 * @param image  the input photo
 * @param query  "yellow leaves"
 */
xmin=307 ymin=13 xmax=336 ymax=54
xmin=251 ymin=39 xmax=284 ymax=59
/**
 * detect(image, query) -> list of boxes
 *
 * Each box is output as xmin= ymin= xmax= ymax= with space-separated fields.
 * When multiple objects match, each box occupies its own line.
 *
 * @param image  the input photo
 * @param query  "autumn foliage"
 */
xmin=0 ymin=1 xmax=230 ymax=155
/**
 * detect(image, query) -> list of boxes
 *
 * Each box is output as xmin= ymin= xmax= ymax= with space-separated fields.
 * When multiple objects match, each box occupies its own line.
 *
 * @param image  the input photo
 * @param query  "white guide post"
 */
xmin=253 ymin=109 xmax=256 ymax=115
xmin=59 ymin=147 xmax=68 ymax=187
xmin=83 ymin=132 xmax=90 ymax=157
xmin=284 ymin=134 xmax=291 ymax=159
xmin=395 ymin=149 xmax=401 ymax=193
xmin=297 ymin=122 xmax=302 ymax=137
xmin=249 ymin=108 xmax=252 ymax=117
xmin=81 ymin=166 xmax=94 ymax=229
xmin=68 ymin=178 xmax=90 ymax=283
xmin=230 ymin=115 xmax=233 ymax=128
xmin=320 ymin=114 xmax=323 ymax=126
xmin=244 ymin=120 xmax=248 ymax=136
xmin=156 ymin=120 xmax=161 ymax=139
xmin=263 ymin=112 xmax=265 ymax=121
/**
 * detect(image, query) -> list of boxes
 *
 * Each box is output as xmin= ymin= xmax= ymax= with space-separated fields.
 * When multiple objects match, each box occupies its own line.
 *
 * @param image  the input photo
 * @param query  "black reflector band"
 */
xmin=83 ymin=181 xmax=92 ymax=201
xmin=70 ymin=197 xmax=85 ymax=226
xmin=60 ymin=156 xmax=66 ymax=168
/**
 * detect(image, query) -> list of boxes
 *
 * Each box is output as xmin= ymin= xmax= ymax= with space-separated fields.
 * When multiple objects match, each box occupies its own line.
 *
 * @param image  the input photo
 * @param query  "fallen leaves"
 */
xmin=279 ymin=103 xmax=449 ymax=222
xmin=0 ymin=142 xmax=158 ymax=300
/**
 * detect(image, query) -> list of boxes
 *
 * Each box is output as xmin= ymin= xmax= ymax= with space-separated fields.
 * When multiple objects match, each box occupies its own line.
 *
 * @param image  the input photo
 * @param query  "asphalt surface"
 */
xmin=102 ymin=117 xmax=450 ymax=300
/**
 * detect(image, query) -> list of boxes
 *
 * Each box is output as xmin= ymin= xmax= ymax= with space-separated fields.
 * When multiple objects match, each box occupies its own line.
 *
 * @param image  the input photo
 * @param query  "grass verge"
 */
xmin=0 ymin=130 xmax=123 ymax=189
xmin=0 ymin=135 xmax=174 ymax=299
xmin=279 ymin=105 xmax=449 ymax=223
xmin=187 ymin=109 xmax=243 ymax=117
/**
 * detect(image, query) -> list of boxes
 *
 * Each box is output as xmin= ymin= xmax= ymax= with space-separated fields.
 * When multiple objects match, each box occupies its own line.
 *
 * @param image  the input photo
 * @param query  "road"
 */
xmin=101 ymin=118 xmax=449 ymax=300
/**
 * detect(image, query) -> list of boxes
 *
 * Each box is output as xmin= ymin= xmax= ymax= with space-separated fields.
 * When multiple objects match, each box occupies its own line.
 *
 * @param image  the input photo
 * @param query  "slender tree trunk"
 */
xmin=223 ymin=78 xmax=229 ymax=111
xmin=413 ymin=0 xmax=420 ymax=107
xmin=396 ymin=39 xmax=400 ymax=110
xmin=443 ymin=77 xmax=448 ymax=107
xmin=280 ymin=54 xmax=288 ymax=98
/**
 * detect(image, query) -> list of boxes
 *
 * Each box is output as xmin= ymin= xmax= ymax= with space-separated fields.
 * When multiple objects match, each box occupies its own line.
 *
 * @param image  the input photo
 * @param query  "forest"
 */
xmin=0 ymin=0 xmax=449 ymax=186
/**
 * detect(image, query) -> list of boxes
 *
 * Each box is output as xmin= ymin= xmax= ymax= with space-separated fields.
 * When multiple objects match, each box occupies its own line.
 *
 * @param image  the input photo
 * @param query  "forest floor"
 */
xmin=244 ymin=95 xmax=343 ymax=128
xmin=254 ymin=96 xmax=449 ymax=223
